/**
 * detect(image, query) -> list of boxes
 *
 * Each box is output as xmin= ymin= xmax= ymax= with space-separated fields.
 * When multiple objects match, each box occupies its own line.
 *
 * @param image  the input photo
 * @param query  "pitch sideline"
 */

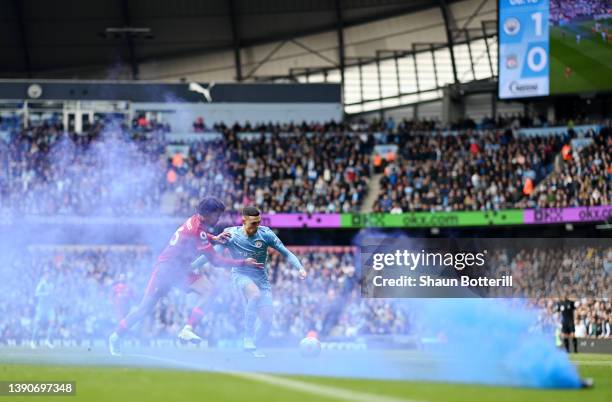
xmin=131 ymin=353 xmax=425 ymax=402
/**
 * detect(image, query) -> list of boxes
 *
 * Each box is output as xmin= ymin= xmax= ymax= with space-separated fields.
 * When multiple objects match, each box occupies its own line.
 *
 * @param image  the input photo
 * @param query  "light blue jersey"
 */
xmin=222 ymin=225 xmax=303 ymax=291
xmin=34 ymin=278 xmax=55 ymax=321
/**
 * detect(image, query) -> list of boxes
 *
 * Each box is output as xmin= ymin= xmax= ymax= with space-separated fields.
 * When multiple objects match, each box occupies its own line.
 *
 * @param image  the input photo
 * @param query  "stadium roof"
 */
xmin=2 ymin=0 xmax=461 ymax=78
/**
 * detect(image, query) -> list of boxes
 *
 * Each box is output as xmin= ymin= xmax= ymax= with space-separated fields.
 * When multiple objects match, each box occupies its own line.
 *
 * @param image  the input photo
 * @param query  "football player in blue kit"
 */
xmin=217 ymin=206 xmax=307 ymax=357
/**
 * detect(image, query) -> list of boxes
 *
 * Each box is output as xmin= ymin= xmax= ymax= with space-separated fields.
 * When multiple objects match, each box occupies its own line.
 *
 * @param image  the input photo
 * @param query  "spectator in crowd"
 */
xmin=0 ymin=118 xmax=608 ymax=216
xmin=0 ymin=247 xmax=411 ymax=343
xmin=374 ymin=124 xmax=609 ymax=212
xmin=1 ymin=245 xmax=607 ymax=343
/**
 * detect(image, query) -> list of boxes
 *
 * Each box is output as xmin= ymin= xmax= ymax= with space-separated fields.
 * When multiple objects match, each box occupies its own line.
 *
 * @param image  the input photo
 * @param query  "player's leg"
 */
xmin=234 ymin=274 xmax=261 ymax=351
xmin=254 ymin=290 xmax=274 ymax=346
xmin=109 ymin=267 xmax=169 ymax=355
xmin=178 ymin=274 xmax=213 ymax=343
xmin=30 ymin=310 xmax=42 ymax=349
xmin=44 ymin=310 xmax=56 ymax=348
xmin=113 ymin=298 xmax=131 ymax=321
xmin=118 ymin=283 xmax=165 ymax=334
xmin=568 ymin=319 xmax=577 ymax=353
xmin=571 ymin=333 xmax=578 ymax=353
xmin=109 ymin=289 xmax=165 ymax=355
xmin=561 ymin=323 xmax=570 ymax=352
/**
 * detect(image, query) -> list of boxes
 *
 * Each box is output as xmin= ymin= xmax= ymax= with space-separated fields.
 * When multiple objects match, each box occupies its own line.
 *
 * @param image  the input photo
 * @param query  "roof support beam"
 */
xmin=438 ymin=0 xmax=459 ymax=85
xmin=228 ymin=0 xmax=242 ymax=81
xmin=335 ymin=0 xmax=346 ymax=91
xmin=290 ymin=39 xmax=338 ymax=67
xmin=456 ymin=0 xmax=489 ymax=38
xmin=464 ymin=29 xmax=476 ymax=81
xmin=121 ymin=0 xmax=139 ymax=80
xmin=134 ymin=2 xmax=441 ymax=65
xmin=243 ymin=40 xmax=287 ymax=80
xmin=13 ymin=0 xmax=31 ymax=78
xmin=481 ymin=21 xmax=495 ymax=77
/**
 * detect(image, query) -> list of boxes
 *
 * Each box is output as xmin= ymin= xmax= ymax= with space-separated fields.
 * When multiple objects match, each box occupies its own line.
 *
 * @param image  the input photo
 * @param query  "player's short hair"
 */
xmin=197 ymin=197 xmax=225 ymax=215
xmin=242 ymin=206 xmax=261 ymax=217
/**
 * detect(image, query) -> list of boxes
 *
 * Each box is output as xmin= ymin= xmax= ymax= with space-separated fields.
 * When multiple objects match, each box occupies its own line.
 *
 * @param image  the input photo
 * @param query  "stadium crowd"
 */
xmin=0 ymin=123 xmax=372 ymax=215
xmin=0 ymin=117 xmax=609 ymax=215
xmin=0 ymin=247 xmax=406 ymax=344
xmin=550 ymin=0 xmax=610 ymax=23
xmin=0 ymin=123 xmax=167 ymax=215
xmin=374 ymin=124 xmax=610 ymax=212
xmin=492 ymin=244 xmax=611 ymax=338
xmin=202 ymin=114 xmax=602 ymax=133
xmin=171 ymin=131 xmax=372 ymax=214
xmin=538 ymin=299 xmax=611 ymax=338
xmin=489 ymin=244 xmax=610 ymax=299
xmin=0 ymin=245 xmax=608 ymax=344
xmin=529 ymin=134 xmax=610 ymax=207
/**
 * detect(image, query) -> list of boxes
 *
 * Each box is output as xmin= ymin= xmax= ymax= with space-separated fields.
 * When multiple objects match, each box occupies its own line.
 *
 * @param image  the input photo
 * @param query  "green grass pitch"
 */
xmin=549 ymin=21 xmax=612 ymax=95
xmin=1 ymin=349 xmax=610 ymax=402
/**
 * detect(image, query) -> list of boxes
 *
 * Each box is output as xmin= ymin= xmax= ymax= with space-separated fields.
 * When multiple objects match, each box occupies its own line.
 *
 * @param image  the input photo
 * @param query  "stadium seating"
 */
xmin=1 ymin=118 xmax=609 ymax=216
xmin=2 ymin=247 xmax=609 ymax=342
xmin=374 ymin=126 xmax=610 ymax=212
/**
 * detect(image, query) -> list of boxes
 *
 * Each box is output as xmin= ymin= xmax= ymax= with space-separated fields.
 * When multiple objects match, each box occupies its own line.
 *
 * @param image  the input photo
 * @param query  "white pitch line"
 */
xmin=131 ymin=353 xmax=424 ymax=402
xmin=572 ymin=360 xmax=612 ymax=367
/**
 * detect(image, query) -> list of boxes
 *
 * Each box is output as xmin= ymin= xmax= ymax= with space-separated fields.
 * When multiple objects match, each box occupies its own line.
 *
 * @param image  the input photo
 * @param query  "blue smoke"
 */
xmin=351 ymin=229 xmax=583 ymax=389
xmin=406 ymin=298 xmax=582 ymax=388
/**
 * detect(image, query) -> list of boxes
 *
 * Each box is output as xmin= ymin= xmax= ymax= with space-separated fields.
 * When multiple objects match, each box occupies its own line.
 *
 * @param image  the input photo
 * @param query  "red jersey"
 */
xmin=111 ymin=282 xmax=133 ymax=302
xmin=156 ymin=215 xmax=244 ymax=269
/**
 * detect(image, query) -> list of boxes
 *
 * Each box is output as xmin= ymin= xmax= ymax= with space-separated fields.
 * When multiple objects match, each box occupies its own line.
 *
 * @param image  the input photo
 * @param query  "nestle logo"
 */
xmin=509 ymin=81 xmax=538 ymax=94
xmin=534 ymin=209 xmax=563 ymax=223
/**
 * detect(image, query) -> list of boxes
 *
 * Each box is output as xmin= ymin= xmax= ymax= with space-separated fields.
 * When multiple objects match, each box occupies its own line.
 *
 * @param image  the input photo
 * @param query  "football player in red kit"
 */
xmin=108 ymin=197 xmax=262 ymax=355
xmin=110 ymin=274 xmax=135 ymax=320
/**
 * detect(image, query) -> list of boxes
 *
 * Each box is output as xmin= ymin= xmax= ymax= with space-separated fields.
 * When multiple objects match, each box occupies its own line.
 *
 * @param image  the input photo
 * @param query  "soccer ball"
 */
xmin=299 ymin=336 xmax=321 ymax=358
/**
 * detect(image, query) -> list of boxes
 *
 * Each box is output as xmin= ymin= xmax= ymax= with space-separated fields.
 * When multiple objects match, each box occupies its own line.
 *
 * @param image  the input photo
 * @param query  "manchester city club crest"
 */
xmin=503 ymin=17 xmax=520 ymax=36
xmin=255 ymin=240 xmax=263 ymax=248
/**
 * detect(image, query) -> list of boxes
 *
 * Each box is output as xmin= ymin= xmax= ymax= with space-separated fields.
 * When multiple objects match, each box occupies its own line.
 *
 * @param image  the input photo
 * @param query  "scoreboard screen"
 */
xmin=498 ymin=0 xmax=612 ymax=99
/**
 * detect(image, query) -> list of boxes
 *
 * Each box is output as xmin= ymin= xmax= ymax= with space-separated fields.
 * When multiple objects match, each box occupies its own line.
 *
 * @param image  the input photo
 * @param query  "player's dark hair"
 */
xmin=197 ymin=197 xmax=225 ymax=215
xmin=242 ymin=206 xmax=261 ymax=217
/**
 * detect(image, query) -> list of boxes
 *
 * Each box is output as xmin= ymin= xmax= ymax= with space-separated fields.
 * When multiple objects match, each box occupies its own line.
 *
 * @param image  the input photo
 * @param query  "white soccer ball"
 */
xmin=299 ymin=336 xmax=321 ymax=358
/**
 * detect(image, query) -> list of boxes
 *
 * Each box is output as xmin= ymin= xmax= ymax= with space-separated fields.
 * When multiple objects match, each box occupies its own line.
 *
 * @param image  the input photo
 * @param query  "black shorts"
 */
xmin=561 ymin=321 xmax=575 ymax=335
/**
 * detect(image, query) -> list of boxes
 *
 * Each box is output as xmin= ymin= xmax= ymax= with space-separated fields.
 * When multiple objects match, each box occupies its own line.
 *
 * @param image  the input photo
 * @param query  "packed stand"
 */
xmin=1 ymin=245 xmax=608 ymax=344
xmin=374 ymin=124 xmax=610 ymax=212
xmin=0 ymin=247 xmax=409 ymax=343
xmin=172 ymin=132 xmax=372 ymax=214
xmin=492 ymin=244 xmax=611 ymax=338
xmin=550 ymin=0 xmax=610 ymax=24
xmin=529 ymin=131 xmax=611 ymax=207
xmin=0 ymin=123 xmax=167 ymax=215
xmin=1 ymin=117 xmax=609 ymax=216
xmin=489 ymin=244 xmax=610 ymax=298
xmin=535 ymin=298 xmax=611 ymax=338
xmin=1 ymin=123 xmax=372 ymax=215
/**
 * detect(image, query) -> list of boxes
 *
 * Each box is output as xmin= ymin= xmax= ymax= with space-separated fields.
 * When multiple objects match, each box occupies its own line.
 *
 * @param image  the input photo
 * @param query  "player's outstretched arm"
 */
xmin=267 ymin=230 xmax=307 ymax=280
xmin=199 ymin=244 xmax=263 ymax=269
xmin=209 ymin=231 xmax=231 ymax=244
xmin=190 ymin=254 xmax=208 ymax=270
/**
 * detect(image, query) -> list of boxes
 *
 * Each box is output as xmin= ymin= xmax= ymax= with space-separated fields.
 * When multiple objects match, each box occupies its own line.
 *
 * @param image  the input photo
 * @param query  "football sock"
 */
xmin=255 ymin=318 xmax=271 ymax=345
xmin=187 ymin=306 xmax=204 ymax=327
xmin=244 ymin=297 xmax=258 ymax=339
